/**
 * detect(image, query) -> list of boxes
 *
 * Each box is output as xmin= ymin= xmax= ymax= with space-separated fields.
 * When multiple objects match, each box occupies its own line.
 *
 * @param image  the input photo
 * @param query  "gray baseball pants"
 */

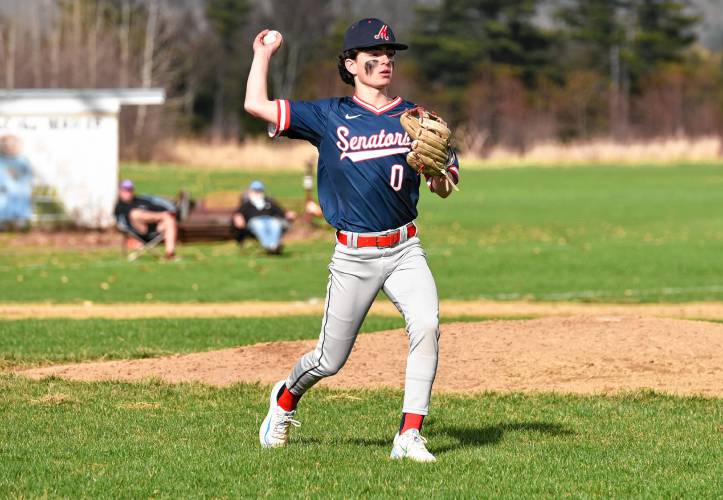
xmin=285 ymin=229 xmax=440 ymax=415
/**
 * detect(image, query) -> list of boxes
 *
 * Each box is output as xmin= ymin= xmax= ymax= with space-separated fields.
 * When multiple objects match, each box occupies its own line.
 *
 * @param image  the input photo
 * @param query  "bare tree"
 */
xmin=134 ymin=0 xmax=159 ymax=141
xmin=29 ymin=6 xmax=43 ymax=86
xmin=257 ymin=0 xmax=335 ymax=99
xmin=119 ymin=0 xmax=131 ymax=87
xmin=71 ymin=0 xmax=82 ymax=86
xmin=88 ymin=0 xmax=105 ymax=86
xmin=4 ymin=20 xmax=16 ymax=89
xmin=0 ymin=21 xmax=5 ymax=89
xmin=205 ymin=0 xmax=250 ymax=140
xmin=48 ymin=1 xmax=61 ymax=87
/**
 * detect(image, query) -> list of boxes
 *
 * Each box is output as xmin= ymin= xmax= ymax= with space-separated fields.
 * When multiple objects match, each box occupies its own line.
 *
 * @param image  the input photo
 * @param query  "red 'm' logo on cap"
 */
xmin=374 ymin=25 xmax=390 ymax=41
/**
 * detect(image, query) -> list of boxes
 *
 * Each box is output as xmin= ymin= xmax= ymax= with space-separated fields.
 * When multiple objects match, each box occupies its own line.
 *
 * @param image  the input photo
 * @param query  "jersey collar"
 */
xmin=352 ymin=95 xmax=403 ymax=115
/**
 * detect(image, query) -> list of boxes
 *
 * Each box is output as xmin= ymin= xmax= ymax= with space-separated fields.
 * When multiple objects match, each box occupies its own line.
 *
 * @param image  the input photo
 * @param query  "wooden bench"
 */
xmin=177 ymin=203 xmax=234 ymax=243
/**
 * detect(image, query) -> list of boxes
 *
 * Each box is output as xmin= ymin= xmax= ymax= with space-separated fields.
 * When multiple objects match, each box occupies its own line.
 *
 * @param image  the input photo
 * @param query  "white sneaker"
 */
xmin=259 ymin=380 xmax=301 ymax=448
xmin=390 ymin=429 xmax=436 ymax=463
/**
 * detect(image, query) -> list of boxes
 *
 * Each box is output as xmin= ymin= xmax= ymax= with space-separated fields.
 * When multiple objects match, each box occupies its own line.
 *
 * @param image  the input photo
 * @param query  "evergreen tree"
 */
xmin=555 ymin=0 xmax=633 ymax=75
xmin=411 ymin=0 xmax=552 ymax=89
xmin=631 ymin=0 xmax=698 ymax=81
xmin=556 ymin=0 xmax=698 ymax=89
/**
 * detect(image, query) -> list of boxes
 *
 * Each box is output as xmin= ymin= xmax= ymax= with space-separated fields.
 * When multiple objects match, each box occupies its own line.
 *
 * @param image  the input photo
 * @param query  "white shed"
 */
xmin=0 ymin=89 xmax=165 ymax=228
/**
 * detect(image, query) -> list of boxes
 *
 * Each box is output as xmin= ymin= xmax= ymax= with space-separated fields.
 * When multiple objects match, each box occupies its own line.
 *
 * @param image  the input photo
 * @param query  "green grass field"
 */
xmin=1 ymin=377 xmax=720 ymax=497
xmin=1 ymin=313 xmax=721 ymax=497
xmin=2 ymin=162 xmax=723 ymax=303
xmin=2 ymin=162 xmax=722 ymax=497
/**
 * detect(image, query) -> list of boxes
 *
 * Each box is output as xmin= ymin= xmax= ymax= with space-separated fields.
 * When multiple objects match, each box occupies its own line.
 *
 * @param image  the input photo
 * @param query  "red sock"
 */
xmin=276 ymin=385 xmax=300 ymax=412
xmin=400 ymin=413 xmax=425 ymax=434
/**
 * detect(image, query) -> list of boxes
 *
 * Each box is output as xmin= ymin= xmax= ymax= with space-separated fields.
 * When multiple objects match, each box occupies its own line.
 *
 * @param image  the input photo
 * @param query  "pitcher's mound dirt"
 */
xmin=20 ymin=316 xmax=723 ymax=396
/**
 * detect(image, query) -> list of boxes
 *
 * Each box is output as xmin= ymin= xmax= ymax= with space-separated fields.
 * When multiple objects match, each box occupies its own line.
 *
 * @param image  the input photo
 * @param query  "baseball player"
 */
xmin=245 ymin=18 xmax=459 ymax=462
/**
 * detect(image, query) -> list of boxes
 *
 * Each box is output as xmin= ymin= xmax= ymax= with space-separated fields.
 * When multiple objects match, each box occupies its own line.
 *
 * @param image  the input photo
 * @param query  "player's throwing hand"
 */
xmin=252 ymin=29 xmax=283 ymax=57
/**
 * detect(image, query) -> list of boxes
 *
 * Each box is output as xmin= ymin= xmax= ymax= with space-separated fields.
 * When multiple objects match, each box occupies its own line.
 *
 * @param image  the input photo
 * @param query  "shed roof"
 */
xmin=0 ymin=89 xmax=165 ymax=114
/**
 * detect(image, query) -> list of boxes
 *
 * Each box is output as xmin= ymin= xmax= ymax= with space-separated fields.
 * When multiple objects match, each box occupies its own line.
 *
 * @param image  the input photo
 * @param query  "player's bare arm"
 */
xmin=431 ymin=152 xmax=460 ymax=198
xmin=430 ymin=176 xmax=455 ymax=198
xmin=244 ymin=29 xmax=283 ymax=123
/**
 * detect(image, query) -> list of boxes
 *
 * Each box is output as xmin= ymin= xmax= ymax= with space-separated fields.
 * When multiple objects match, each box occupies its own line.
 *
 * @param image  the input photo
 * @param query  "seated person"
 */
xmin=232 ymin=180 xmax=296 ymax=254
xmin=113 ymin=179 xmax=178 ymax=260
xmin=0 ymin=135 xmax=33 ymax=228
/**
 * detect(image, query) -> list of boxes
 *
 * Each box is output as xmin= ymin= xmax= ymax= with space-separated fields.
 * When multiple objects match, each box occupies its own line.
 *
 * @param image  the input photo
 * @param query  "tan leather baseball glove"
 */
xmin=400 ymin=106 xmax=459 ymax=191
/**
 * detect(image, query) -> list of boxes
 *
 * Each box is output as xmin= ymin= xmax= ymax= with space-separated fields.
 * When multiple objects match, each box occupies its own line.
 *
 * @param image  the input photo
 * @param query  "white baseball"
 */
xmin=263 ymin=31 xmax=279 ymax=45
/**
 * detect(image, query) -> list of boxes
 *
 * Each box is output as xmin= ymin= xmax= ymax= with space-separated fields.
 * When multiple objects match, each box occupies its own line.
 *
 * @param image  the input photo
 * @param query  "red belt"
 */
xmin=336 ymin=223 xmax=417 ymax=248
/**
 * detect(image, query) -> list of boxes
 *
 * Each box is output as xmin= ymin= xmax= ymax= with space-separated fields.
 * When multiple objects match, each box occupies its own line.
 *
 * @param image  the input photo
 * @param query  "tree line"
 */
xmin=0 ymin=0 xmax=719 ymax=156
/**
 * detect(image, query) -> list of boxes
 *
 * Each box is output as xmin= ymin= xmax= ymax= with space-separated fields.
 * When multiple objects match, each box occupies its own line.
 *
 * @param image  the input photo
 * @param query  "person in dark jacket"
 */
xmin=114 ymin=179 xmax=178 ymax=259
xmin=232 ymin=180 xmax=296 ymax=254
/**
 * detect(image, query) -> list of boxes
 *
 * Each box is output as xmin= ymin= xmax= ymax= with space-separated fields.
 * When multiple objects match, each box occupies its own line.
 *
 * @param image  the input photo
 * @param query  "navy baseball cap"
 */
xmin=343 ymin=18 xmax=408 ymax=52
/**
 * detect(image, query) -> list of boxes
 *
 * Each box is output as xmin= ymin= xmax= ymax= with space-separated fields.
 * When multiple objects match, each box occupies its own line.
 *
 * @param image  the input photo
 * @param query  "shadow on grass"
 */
xmin=433 ymin=421 xmax=574 ymax=454
xmin=344 ymin=422 xmax=573 ymax=452
xmin=348 ymin=437 xmax=391 ymax=447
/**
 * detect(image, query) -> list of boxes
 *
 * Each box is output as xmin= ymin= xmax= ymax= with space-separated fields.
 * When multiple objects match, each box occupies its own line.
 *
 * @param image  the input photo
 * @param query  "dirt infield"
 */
xmin=19 ymin=316 xmax=723 ymax=396
xmin=5 ymin=300 xmax=723 ymax=320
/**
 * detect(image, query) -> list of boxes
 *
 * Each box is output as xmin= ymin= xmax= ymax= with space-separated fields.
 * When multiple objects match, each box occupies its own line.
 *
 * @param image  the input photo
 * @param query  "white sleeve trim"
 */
xmin=267 ymin=99 xmax=290 ymax=138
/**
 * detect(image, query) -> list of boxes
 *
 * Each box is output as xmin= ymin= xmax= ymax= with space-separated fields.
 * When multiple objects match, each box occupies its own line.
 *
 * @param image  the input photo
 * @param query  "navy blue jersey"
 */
xmin=269 ymin=96 xmax=459 ymax=233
